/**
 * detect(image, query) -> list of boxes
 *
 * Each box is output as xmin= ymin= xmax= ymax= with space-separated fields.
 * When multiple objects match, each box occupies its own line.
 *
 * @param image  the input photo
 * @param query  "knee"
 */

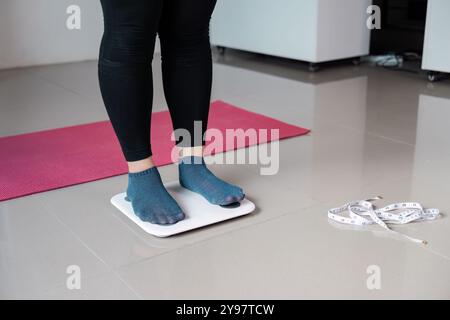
xmin=100 ymin=28 xmax=155 ymax=65
xmin=159 ymin=26 xmax=211 ymax=61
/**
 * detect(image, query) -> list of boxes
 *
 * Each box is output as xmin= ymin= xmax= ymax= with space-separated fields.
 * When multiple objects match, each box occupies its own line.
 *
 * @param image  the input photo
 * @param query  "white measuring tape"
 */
xmin=328 ymin=197 xmax=440 ymax=245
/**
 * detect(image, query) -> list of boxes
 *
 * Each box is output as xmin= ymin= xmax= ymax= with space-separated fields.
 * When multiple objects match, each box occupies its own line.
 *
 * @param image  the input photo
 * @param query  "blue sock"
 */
xmin=126 ymin=167 xmax=185 ymax=225
xmin=179 ymin=156 xmax=245 ymax=205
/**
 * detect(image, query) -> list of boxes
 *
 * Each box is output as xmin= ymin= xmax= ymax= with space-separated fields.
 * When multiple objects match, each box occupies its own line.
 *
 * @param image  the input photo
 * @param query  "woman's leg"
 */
xmin=158 ymin=0 xmax=217 ymax=149
xmin=158 ymin=0 xmax=244 ymax=205
xmin=98 ymin=0 xmax=184 ymax=225
xmin=98 ymin=0 xmax=160 ymax=164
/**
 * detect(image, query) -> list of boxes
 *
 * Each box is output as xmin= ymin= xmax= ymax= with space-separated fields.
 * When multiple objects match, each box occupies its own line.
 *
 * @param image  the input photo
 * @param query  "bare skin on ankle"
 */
xmin=128 ymin=157 xmax=155 ymax=173
xmin=180 ymin=146 xmax=203 ymax=158
xmin=127 ymin=146 xmax=203 ymax=173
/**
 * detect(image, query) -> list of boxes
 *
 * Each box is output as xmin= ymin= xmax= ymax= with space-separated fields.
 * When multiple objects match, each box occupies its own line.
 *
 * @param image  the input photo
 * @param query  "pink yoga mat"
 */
xmin=0 ymin=101 xmax=309 ymax=201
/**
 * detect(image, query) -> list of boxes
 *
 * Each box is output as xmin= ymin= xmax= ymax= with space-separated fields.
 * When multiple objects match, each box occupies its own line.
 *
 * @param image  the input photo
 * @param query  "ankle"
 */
xmin=179 ymin=156 xmax=204 ymax=165
xmin=179 ymin=146 xmax=203 ymax=158
xmin=128 ymin=157 xmax=155 ymax=173
xmin=128 ymin=166 xmax=158 ymax=178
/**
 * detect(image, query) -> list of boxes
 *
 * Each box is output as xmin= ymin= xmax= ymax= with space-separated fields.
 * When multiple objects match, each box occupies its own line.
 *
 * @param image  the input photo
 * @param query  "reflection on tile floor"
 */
xmin=1 ymin=49 xmax=450 ymax=299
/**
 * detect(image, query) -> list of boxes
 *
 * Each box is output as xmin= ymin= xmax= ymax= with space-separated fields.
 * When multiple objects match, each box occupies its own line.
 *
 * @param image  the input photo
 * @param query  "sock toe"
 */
xmin=156 ymin=213 xmax=168 ymax=225
xmin=179 ymin=156 xmax=246 ymax=206
xmin=174 ymin=211 xmax=185 ymax=221
xmin=142 ymin=215 xmax=157 ymax=224
xmin=166 ymin=214 xmax=183 ymax=225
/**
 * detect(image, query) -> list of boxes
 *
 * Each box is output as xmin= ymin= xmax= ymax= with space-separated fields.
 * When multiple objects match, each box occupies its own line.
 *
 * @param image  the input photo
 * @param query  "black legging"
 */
xmin=98 ymin=0 xmax=217 ymax=161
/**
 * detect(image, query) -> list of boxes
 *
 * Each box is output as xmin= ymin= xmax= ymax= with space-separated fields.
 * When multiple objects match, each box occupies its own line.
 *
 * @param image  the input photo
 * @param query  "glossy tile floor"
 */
xmin=1 ymin=49 xmax=450 ymax=299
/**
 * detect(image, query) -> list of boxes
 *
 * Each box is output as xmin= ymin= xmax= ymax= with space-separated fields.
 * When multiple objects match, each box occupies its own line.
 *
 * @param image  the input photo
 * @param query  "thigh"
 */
xmin=100 ymin=0 xmax=163 ymax=61
xmin=100 ymin=0 xmax=163 ymax=28
xmin=158 ymin=0 xmax=217 ymax=38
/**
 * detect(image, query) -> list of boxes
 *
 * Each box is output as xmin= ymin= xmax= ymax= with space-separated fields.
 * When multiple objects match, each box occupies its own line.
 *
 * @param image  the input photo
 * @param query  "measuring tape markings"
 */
xmin=328 ymin=197 xmax=440 ymax=245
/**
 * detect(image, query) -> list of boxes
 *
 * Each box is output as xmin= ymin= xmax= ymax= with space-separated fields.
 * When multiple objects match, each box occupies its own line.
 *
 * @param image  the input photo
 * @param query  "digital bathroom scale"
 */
xmin=111 ymin=181 xmax=255 ymax=237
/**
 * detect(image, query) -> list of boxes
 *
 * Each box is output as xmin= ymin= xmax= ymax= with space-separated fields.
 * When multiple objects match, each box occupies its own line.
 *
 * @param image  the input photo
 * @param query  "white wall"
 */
xmin=0 ymin=0 xmax=160 ymax=70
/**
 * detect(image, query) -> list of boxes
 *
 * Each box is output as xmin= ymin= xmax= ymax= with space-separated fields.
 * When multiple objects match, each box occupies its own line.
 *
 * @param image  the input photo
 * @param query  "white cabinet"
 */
xmin=422 ymin=0 xmax=450 ymax=75
xmin=210 ymin=0 xmax=372 ymax=64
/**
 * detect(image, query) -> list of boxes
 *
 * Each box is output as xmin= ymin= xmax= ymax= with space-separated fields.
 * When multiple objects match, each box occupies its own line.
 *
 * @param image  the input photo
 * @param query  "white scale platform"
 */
xmin=111 ymin=182 xmax=255 ymax=237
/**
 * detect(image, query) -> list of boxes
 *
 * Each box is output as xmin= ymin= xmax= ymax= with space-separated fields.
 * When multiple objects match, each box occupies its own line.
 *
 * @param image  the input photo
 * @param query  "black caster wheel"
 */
xmin=309 ymin=63 xmax=319 ymax=72
xmin=352 ymin=57 xmax=362 ymax=66
xmin=217 ymin=46 xmax=226 ymax=55
xmin=427 ymin=71 xmax=444 ymax=82
xmin=428 ymin=72 xmax=437 ymax=82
